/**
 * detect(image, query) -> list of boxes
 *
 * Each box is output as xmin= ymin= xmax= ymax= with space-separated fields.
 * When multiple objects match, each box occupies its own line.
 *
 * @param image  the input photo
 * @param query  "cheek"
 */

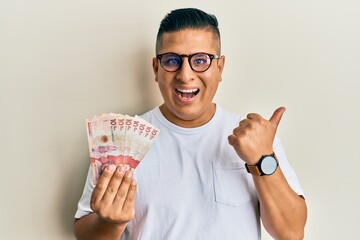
xmin=202 ymin=73 xmax=221 ymax=90
xmin=158 ymin=79 xmax=169 ymax=88
xmin=157 ymin=81 xmax=172 ymax=97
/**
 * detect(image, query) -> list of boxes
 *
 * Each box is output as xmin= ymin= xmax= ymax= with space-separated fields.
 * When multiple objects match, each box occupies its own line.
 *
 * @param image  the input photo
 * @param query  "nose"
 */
xmin=176 ymin=57 xmax=196 ymax=82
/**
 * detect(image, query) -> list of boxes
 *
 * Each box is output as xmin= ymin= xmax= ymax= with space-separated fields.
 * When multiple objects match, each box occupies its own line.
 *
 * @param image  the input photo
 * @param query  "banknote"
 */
xmin=86 ymin=113 xmax=160 ymax=184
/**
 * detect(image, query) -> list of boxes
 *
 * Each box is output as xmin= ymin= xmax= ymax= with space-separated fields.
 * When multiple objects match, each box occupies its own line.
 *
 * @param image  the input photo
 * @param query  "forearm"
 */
xmin=254 ymin=168 xmax=307 ymax=240
xmin=74 ymin=213 xmax=126 ymax=240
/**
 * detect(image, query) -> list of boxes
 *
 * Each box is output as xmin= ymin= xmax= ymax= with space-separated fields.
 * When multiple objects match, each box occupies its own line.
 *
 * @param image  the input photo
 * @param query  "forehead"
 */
xmin=159 ymin=28 xmax=219 ymax=54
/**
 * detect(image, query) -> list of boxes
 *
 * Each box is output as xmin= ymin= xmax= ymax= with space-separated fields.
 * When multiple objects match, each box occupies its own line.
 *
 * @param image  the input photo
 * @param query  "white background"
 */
xmin=1 ymin=1 xmax=359 ymax=239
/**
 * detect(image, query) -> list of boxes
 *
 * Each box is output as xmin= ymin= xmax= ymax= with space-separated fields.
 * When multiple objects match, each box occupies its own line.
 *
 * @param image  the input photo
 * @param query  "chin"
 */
xmin=176 ymin=109 xmax=204 ymax=121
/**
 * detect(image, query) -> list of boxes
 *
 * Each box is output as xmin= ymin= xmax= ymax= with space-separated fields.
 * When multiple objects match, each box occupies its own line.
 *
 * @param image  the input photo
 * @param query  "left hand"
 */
xmin=228 ymin=107 xmax=286 ymax=164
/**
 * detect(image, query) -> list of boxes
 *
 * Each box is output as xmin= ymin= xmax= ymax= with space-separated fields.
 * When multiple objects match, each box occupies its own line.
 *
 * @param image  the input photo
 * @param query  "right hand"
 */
xmin=90 ymin=164 xmax=137 ymax=225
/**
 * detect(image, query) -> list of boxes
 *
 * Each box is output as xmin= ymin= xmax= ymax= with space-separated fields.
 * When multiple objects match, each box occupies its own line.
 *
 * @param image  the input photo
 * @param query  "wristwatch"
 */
xmin=245 ymin=153 xmax=279 ymax=176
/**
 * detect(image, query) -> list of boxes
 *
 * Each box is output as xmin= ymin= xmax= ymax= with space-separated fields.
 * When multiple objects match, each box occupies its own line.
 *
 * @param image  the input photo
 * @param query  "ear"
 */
xmin=152 ymin=57 xmax=159 ymax=82
xmin=217 ymin=55 xmax=225 ymax=82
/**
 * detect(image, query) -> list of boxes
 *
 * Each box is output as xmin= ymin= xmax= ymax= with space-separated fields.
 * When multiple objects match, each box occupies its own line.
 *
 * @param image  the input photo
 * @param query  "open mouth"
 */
xmin=175 ymin=88 xmax=200 ymax=99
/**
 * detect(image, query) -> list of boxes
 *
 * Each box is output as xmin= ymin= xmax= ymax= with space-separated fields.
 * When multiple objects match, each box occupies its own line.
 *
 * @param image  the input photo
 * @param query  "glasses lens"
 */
xmin=160 ymin=53 xmax=182 ymax=72
xmin=190 ymin=53 xmax=211 ymax=72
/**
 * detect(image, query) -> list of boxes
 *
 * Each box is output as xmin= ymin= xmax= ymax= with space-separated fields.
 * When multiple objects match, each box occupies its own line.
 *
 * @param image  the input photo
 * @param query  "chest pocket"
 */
xmin=212 ymin=161 xmax=252 ymax=207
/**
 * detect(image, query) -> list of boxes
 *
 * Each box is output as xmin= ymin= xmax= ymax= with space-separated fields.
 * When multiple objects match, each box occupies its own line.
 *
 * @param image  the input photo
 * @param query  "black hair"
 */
xmin=156 ymin=8 xmax=221 ymax=54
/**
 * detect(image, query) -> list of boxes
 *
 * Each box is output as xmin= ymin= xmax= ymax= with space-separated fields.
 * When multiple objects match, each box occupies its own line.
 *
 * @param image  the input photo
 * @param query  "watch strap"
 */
xmin=245 ymin=153 xmax=278 ymax=176
xmin=245 ymin=163 xmax=261 ymax=175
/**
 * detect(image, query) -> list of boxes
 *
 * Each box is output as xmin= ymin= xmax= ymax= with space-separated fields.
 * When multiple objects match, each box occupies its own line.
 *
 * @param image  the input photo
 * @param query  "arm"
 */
xmin=74 ymin=165 xmax=137 ymax=240
xmin=74 ymin=213 xmax=126 ymax=240
xmin=253 ymin=166 xmax=307 ymax=240
xmin=228 ymin=107 xmax=307 ymax=240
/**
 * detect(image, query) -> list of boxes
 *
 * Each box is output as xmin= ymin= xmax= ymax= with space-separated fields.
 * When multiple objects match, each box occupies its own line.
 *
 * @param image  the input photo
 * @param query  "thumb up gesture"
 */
xmin=228 ymin=107 xmax=286 ymax=165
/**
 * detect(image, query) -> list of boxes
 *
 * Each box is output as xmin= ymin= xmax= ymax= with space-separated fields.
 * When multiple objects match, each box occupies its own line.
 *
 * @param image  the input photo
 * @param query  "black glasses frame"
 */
xmin=156 ymin=52 xmax=220 ymax=73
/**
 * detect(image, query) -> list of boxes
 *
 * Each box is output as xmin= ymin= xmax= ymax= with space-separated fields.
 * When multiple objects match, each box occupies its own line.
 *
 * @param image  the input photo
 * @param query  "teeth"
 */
xmin=176 ymin=88 xmax=198 ymax=93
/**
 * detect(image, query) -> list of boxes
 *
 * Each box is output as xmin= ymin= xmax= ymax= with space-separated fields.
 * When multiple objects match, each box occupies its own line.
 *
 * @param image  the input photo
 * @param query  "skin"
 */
xmin=228 ymin=107 xmax=308 ymax=239
xmin=74 ymin=27 xmax=307 ymax=240
xmin=153 ymin=29 xmax=225 ymax=128
xmin=73 ymin=165 xmax=137 ymax=240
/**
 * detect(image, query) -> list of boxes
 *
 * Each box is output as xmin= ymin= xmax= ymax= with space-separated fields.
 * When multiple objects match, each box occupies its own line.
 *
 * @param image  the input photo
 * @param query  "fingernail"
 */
xmin=125 ymin=164 xmax=130 ymax=171
xmin=127 ymin=170 xmax=133 ymax=178
xmin=106 ymin=164 xmax=115 ymax=172
xmin=119 ymin=165 xmax=126 ymax=174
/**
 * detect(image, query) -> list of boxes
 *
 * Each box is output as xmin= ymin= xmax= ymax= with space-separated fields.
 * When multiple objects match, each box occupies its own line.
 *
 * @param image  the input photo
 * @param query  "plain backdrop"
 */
xmin=1 ymin=1 xmax=359 ymax=239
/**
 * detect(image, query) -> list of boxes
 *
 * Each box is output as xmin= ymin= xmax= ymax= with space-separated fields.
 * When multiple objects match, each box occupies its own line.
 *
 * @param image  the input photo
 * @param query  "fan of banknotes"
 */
xmin=86 ymin=113 xmax=160 ymax=184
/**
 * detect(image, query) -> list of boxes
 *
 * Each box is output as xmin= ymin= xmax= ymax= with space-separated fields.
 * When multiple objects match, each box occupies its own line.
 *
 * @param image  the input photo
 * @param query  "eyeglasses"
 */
xmin=156 ymin=52 xmax=220 ymax=73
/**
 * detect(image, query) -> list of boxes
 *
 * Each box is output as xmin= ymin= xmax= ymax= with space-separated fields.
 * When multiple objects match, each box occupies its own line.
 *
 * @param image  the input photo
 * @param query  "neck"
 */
xmin=159 ymin=103 xmax=216 ymax=128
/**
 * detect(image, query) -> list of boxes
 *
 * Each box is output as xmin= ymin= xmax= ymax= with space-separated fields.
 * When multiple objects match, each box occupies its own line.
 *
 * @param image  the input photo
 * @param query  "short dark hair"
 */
xmin=156 ymin=8 xmax=221 ymax=54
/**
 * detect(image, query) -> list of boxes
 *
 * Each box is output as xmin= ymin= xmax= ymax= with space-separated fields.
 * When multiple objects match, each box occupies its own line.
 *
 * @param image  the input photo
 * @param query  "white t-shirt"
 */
xmin=75 ymin=105 xmax=304 ymax=240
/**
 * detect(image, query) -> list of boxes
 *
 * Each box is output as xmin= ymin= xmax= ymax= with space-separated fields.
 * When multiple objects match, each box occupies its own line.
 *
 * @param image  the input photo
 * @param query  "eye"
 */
xmin=192 ymin=54 xmax=210 ymax=66
xmin=162 ymin=55 xmax=181 ymax=66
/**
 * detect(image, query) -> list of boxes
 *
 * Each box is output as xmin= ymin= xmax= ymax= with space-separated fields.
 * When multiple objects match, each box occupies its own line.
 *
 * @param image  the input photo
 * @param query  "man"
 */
xmin=74 ymin=8 xmax=307 ymax=240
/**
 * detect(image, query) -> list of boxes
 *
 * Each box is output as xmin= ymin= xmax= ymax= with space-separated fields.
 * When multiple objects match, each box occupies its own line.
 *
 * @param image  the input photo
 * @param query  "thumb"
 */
xmin=269 ymin=107 xmax=286 ymax=128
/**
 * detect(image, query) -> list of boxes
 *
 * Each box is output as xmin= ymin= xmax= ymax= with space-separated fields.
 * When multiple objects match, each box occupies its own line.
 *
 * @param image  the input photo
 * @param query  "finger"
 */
xmin=247 ymin=113 xmax=262 ymax=120
xmin=269 ymin=107 xmax=286 ymax=128
xmin=121 ymin=179 xmax=137 ymax=213
xmin=232 ymin=125 xmax=246 ymax=136
xmin=100 ymin=165 xmax=126 ymax=203
xmin=228 ymin=134 xmax=241 ymax=148
xmin=91 ymin=164 xmax=117 ymax=204
xmin=113 ymin=169 xmax=134 ymax=207
xmin=228 ymin=134 xmax=236 ymax=146
xmin=238 ymin=118 xmax=249 ymax=127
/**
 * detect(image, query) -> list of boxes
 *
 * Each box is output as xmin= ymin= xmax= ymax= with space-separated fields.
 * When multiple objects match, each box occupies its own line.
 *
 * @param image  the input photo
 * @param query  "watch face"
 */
xmin=260 ymin=156 xmax=278 ymax=175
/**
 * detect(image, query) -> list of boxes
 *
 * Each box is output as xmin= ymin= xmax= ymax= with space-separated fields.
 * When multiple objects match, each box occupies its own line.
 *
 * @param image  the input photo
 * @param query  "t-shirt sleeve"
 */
xmin=75 ymin=167 xmax=95 ymax=219
xmin=273 ymin=136 xmax=304 ymax=196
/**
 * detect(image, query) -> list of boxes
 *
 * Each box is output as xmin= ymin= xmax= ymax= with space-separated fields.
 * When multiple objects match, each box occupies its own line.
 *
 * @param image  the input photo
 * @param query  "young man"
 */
xmin=74 ymin=8 xmax=307 ymax=240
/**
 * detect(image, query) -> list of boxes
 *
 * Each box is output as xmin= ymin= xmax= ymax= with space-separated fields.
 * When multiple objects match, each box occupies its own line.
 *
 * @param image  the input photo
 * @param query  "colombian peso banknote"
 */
xmin=86 ymin=113 xmax=160 ymax=185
